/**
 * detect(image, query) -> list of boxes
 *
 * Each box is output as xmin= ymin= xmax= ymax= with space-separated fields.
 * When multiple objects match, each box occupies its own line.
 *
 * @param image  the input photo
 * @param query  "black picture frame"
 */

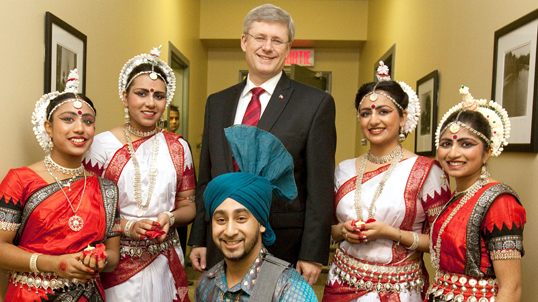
xmin=414 ymin=70 xmax=439 ymax=157
xmin=492 ymin=8 xmax=538 ymax=153
xmin=44 ymin=12 xmax=87 ymax=94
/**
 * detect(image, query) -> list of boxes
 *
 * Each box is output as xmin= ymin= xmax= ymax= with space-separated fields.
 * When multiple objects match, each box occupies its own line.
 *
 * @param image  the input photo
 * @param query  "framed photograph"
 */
xmin=414 ymin=70 xmax=439 ymax=156
xmin=44 ymin=12 xmax=87 ymax=94
xmin=492 ymin=8 xmax=538 ymax=153
xmin=374 ymin=44 xmax=396 ymax=81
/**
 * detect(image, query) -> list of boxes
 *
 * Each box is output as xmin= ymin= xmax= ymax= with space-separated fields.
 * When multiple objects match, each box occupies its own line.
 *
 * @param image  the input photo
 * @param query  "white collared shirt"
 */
xmin=233 ymin=72 xmax=283 ymax=125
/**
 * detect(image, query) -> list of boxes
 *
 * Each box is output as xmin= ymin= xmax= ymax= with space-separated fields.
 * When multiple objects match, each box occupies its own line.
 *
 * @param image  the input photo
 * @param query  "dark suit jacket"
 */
xmin=188 ymin=72 xmax=336 ymax=267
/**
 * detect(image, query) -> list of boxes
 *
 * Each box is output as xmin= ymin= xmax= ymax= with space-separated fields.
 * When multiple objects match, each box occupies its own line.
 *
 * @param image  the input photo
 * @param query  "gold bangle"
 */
xmin=406 ymin=232 xmax=420 ymax=250
xmin=124 ymin=220 xmax=135 ymax=238
xmin=29 ymin=253 xmax=41 ymax=274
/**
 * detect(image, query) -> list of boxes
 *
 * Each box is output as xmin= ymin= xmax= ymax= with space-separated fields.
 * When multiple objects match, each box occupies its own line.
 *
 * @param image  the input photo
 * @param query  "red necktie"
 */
xmin=233 ymin=87 xmax=265 ymax=171
xmin=241 ymin=87 xmax=265 ymax=126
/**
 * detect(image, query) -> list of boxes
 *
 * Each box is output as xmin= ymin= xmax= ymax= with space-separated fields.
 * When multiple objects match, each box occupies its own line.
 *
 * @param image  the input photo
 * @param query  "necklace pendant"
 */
xmin=69 ymin=215 xmax=84 ymax=231
xmin=136 ymin=209 xmax=145 ymax=217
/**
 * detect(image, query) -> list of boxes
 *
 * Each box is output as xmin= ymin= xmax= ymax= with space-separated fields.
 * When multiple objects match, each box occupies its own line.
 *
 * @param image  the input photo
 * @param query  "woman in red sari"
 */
xmin=0 ymin=69 xmax=121 ymax=301
xmin=427 ymin=86 xmax=526 ymax=302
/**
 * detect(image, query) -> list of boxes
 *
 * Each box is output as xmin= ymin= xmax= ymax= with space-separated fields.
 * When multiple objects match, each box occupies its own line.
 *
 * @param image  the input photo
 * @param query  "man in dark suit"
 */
xmin=188 ymin=3 xmax=336 ymax=285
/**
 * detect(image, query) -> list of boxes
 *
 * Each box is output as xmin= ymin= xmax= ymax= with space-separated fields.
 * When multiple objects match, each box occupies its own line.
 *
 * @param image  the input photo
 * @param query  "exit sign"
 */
xmin=285 ymin=49 xmax=314 ymax=66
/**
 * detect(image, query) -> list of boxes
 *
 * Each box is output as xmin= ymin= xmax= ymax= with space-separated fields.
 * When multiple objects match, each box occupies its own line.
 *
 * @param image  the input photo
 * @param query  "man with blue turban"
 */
xmin=194 ymin=125 xmax=317 ymax=301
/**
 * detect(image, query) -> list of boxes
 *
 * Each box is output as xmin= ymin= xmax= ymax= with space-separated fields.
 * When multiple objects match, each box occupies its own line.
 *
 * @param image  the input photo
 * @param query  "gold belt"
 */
xmin=120 ymin=229 xmax=180 ymax=258
xmin=427 ymin=269 xmax=498 ymax=302
xmin=10 ymin=271 xmax=96 ymax=294
xmin=332 ymin=247 xmax=424 ymax=293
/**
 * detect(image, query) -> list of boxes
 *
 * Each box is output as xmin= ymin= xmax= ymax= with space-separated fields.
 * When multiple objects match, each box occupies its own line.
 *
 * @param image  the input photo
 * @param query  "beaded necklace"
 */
xmin=354 ymin=144 xmax=403 ymax=221
xmin=366 ymin=144 xmax=402 ymax=164
xmin=125 ymin=127 xmax=159 ymax=217
xmin=126 ymin=123 xmax=158 ymax=138
xmin=44 ymin=154 xmax=84 ymax=176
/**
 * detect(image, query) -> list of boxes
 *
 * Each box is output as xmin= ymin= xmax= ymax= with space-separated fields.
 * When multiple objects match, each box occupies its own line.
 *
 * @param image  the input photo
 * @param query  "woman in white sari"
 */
xmin=83 ymin=46 xmax=195 ymax=302
xmin=322 ymin=62 xmax=451 ymax=302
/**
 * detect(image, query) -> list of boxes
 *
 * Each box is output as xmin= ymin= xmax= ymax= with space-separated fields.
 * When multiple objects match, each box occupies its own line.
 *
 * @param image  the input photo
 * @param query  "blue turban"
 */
xmin=204 ymin=125 xmax=297 ymax=246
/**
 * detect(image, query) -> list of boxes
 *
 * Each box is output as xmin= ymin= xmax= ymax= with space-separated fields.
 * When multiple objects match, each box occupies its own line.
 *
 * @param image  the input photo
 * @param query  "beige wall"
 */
xmin=0 ymin=0 xmax=207 ymax=299
xmin=357 ymin=1 xmax=538 ymax=300
xmin=0 ymin=0 xmax=208 ymax=178
xmin=201 ymin=0 xmax=368 ymax=41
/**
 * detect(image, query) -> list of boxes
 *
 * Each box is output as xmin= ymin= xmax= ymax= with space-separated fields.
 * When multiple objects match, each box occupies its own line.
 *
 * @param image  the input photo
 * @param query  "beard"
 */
xmin=220 ymin=226 xmax=261 ymax=262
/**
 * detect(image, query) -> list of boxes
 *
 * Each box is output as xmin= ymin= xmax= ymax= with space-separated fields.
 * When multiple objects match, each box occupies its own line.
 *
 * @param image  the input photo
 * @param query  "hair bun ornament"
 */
xmin=376 ymin=61 xmax=391 ymax=82
xmin=118 ymin=45 xmax=176 ymax=107
xmin=435 ymin=86 xmax=511 ymax=157
xmin=372 ymin=61 xmax=420 ymax=134
xmin=32 ymin=69 xmax=81 ymax=153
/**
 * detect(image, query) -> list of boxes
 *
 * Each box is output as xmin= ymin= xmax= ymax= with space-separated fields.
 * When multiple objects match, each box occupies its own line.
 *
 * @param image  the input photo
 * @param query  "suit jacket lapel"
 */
xmin=257 ymin=72 xmax=294 ymax=132
xmin=222 ymin=81 xmax=246 ymax=171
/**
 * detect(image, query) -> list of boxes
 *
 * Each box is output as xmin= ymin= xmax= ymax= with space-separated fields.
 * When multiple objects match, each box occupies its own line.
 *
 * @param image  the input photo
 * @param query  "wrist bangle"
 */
xmin=396 ymin=228 xmax=401 ymax=245
xmin=406 ymin=232 xmax=420 ymax=250
xmin=124 ymin=220 xmax=135 ymax=238
xmin=161 ymin=211 xmax=175 ymax=227
xmin=29 ymin=253 xmax=42 ymax=274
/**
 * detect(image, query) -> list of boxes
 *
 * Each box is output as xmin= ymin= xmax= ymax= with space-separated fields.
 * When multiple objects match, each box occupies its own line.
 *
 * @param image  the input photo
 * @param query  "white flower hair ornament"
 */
xmin=358 ymin=61 xmax=420 ymax=134
xmin=435 ymin=86 xmax=511 ymax=157
xmin=118 ymin=45 xmax=176 ymax=107
xmin=31 ymin=69 xmax=94 ymax=153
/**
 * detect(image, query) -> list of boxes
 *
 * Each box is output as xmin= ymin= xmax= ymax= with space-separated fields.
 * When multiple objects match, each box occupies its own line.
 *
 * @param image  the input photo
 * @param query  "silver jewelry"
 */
xmin=118 ymin=46 xmax=176 ymax=108
xmin=479 ymin=165 xmax=490 ymax=182
xmin=406 ymin=232 xmax=419 ymax=250
xmin=45 ymin=163 xmax=87 ymax=232
xmin=357 ymin=61 xmax=420 ymax=135
xmin=32 ymin=69 xmax=88 ymax=153
xmin=354 ymin=145 xmax=403 ymax=221
xmin=366 ymin=144 xmax=401 ymax=165
xmin=125 ymin=127 xmax=159 ymax=217
xmin=29 ymin=253 xmax=41 ymax=273
xmin=124 ymin=220 xmax=135 ymax=238
xmin=124 ymin=108 xmax=130 ymax=123
xmin=430 ymin=177 xmax=488 ymax=269
xmin=44 ymin=154 xmax=84 ymax=176
xmin=435 ymin=86 xmax=510 ymax=157
xmin=398 ymin=128 xmax=406 ymax=142
xmin=126 ymin=123 xmax=157 ymax=138
xmin=361 ymin=137 xmax=367 ymax=146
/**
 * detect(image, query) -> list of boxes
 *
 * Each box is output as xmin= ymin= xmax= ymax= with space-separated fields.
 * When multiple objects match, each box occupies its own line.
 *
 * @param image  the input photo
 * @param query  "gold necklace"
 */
xmin=354 ymin=145 xmax=403 ymax=221
xmin=45 ymin=164 xmax=87 ymax=231
xmin=126 ymin=123 xmax=157 ymax=138
xmin=366 ymin=144 xmax=402 ymax=164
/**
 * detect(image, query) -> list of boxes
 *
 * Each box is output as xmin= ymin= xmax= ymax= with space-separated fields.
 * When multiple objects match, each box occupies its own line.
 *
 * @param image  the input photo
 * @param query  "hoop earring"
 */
xmin=361 ymin=138 xmax=368 ymax=146
xmin=124 ymin=108 xmax=130 ymax=124
xmin=398 ymin=128 xmax=406 ymax=142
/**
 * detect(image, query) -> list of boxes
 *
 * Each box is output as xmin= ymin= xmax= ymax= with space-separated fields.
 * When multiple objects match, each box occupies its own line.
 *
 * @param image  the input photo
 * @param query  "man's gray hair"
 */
xmin=243 ymin=4 xmax=295 ymax=42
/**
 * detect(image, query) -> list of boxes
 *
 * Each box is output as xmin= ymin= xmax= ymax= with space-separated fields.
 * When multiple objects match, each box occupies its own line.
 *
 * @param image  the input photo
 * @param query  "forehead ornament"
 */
xmin=32 ymin=69 xmax=95 ymax=153
xmin=119 ymin=45 xmax=177 ymax=108
xmin=357 ymin=61 xmax=420 ymax=136
xmin=435 ymin=86 xmax=511 ymax=157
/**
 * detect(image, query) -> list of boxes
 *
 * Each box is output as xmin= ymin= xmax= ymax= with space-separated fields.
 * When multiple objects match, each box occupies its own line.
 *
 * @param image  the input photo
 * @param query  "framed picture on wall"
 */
xmin=44 ymin=12 xmax=87 ymax=94
xmin=492 ymin=8 xmax=538 ymax=153
xmin=414 ymin=70 xmax=439 ymax=156
xmin=374 ymin=44 xmax=396 ymax=80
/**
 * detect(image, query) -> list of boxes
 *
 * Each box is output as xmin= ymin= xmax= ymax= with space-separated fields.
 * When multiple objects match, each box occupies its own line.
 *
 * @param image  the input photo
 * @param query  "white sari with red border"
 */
xmin=83 ymin=130 xmax=195 ymax=302
xmin=324 ymin=156 xmax=450 ymax=302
